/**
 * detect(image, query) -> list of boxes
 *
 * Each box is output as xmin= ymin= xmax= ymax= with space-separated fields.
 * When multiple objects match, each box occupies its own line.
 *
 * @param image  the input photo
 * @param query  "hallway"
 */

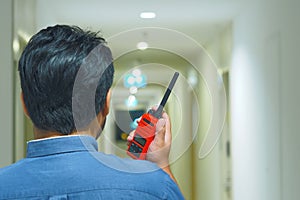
xmin=0 ymin=1 xmax=299 ymax=199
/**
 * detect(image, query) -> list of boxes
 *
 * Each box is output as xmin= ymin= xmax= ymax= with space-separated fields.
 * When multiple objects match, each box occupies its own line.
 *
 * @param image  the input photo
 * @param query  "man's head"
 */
xmin=19 ymin=25 xmax=114 ymax=137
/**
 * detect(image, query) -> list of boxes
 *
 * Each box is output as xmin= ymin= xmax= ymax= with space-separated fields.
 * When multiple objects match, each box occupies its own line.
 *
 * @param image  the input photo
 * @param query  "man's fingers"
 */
xmin=162 ymin=112 xmax=172 ymax=144
xmin=127 ymin=130 xmax=135 ymax=141
xmin=156 ymin=118 xmax=166 ymax=132
xmin=136 ymin=117 xmax=142 ymax=123
xmin=154 ymin=126 xmax=166 ymax=146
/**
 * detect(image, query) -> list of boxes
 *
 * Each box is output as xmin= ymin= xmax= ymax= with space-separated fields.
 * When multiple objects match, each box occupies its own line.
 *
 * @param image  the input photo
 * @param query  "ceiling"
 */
xmin=18 ymin=0 xmax=239 ymax=108
xmin=35 ymin=0 xmax=243 ymax=57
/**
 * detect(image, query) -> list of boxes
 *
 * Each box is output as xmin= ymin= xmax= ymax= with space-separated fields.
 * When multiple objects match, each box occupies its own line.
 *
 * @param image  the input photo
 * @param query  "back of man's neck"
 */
xmin=33 ymin=126 xmax=68 ymax=140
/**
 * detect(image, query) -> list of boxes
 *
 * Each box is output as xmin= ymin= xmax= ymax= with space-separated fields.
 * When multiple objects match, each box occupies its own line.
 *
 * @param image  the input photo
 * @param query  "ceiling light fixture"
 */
xmin=140 ymin=12 xmax=156 ymax=19
xmin=136 ymin=41 xmax=148 ymax=50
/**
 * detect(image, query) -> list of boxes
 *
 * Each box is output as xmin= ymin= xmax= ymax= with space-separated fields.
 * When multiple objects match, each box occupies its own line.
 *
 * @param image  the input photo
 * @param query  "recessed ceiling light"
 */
xmin=129 ymin=86 xmax=138 ymax=94
xmin=136 ymin=42 xmax=148 ymax=50
xmin=140 ymin=12 xmax=156 ymax=19
xmin=132 ymin=69 xmax=142 ymax=77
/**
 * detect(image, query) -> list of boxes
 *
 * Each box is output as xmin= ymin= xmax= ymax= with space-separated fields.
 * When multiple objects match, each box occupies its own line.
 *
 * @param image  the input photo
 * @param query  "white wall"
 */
xmin=0 ymin=0 xmax=14 ymax=167
xmin=193 ymin=25 xmax=232 ymax=200
xmin=169 ymin=74 xmax=193 ymax=200
xmin=231 ymin=1 xmax=300 ymax=200
xmin=0 ymin=0 xmax=37 ymax=167
xmin=13 ymin=0 xmax=37 ymax=161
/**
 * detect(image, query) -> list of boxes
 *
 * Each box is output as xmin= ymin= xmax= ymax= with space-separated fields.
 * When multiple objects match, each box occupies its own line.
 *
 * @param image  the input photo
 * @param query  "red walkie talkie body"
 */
xmin=127 ymin=72 xmax=179 ymax=160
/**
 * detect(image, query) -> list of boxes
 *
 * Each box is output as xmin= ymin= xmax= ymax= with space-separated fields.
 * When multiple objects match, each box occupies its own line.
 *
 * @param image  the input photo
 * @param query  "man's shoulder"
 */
xmin=88 ymin=152 xmax=183 ymax=199
xmin=90 ymin=151 xmax=161 ymax=173
xmin=0 ymin=152 xmax=184 ymax=199
xmin=0 ymin=159 xmax=25 ymax=175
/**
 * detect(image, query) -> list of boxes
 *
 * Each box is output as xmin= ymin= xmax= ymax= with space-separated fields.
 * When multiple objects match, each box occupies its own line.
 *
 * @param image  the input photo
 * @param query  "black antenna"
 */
xmin=153 ymin=72 xmax=179 ymax=118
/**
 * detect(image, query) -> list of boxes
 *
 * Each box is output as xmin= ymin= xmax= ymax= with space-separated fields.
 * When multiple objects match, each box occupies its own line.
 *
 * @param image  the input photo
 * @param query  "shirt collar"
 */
xmin=26 ymin=135 xmax=98 ymax=158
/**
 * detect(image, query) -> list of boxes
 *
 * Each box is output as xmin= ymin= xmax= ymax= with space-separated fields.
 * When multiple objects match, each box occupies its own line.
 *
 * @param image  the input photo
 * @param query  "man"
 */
xmin=0 ymin=25 xmax=184 ymax=199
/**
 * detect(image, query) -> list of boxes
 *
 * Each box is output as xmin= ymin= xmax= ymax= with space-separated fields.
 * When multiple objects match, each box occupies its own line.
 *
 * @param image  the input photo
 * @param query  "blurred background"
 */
xmin=0 ymin=0 xmax=299 ymax=200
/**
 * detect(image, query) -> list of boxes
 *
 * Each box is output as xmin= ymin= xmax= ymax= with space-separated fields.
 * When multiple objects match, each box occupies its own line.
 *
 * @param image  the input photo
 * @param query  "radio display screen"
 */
xmin=134 ymin=134 xmax=146 ymax=146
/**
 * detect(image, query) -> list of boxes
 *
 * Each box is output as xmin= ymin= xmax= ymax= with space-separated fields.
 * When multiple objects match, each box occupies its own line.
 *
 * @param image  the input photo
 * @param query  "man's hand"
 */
xmin=127 ymin=111 xmax=179 ymax=184
xmin=145 ymin=112 xmax=171 ymax=168
xmin=127 ymin=112 xmax=171 ymax=168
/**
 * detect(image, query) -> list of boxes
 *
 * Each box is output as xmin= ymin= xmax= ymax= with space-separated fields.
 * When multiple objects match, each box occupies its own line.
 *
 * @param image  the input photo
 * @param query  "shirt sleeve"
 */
xmin=163 ymin=173 xmax=185 ymax=200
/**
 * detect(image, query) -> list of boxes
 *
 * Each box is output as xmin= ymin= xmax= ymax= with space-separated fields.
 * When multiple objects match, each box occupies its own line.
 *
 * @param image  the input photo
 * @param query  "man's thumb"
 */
xmin=156 ymin=118 xmax=166 ymax=132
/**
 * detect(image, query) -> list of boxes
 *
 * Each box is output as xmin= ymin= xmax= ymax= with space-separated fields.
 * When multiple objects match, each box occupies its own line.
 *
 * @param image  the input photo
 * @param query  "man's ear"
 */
xmin=102 ymin=89 xmax=111 ymax=116
xmin=20 ymin=92 xmax=30 ymax=118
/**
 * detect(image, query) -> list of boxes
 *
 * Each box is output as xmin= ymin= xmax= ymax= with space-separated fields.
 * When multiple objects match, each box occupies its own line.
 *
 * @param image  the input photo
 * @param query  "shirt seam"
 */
xmin=26 ymin=149 xmax=91 ymax=158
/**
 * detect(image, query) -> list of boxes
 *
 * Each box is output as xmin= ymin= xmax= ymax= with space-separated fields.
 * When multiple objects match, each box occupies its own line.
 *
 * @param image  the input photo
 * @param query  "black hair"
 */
xmin=18 ymin=25 xmax=114 ymax=134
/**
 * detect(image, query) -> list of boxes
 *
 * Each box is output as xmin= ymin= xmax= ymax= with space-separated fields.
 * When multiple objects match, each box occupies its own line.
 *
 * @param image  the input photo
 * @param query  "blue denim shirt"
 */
xmin=0 ymin=136 xmax=184 ymax=199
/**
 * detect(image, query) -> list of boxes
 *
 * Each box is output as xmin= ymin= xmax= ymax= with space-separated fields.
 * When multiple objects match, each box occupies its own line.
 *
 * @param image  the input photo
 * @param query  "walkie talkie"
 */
xmin=127 ymin=72 xmax=179 ymax=160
